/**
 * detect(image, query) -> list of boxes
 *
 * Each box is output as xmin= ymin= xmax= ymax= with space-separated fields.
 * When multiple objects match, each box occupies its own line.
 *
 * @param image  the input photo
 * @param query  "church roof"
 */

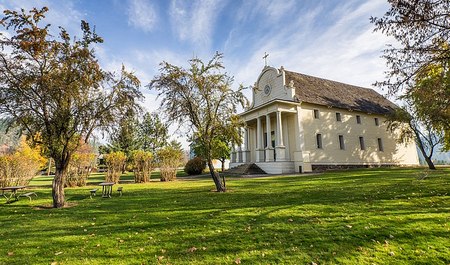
xmin=284 ymin=70 xmax=396 ymax=115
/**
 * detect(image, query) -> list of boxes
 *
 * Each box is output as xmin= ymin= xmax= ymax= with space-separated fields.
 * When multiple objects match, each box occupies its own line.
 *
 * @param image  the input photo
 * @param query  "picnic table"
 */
xmin=1 ymin=186 xmax=26 ymax=203
xmin=98 ymin=182 xmax=115 ymax=198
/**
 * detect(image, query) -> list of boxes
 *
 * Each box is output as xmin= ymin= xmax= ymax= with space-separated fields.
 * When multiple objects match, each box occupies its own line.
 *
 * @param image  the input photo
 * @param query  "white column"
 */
xmin=275 ymin=111 xmax=286 ymax=161
xmin=244 ymin=128 xmax=249 ymax=151
xmin=265 ymin=114 xmax=274 ymax=162
xmin=266 ymin=114 xmax=272 ymax=148
xmin=256 ymin=117 xmax=264 ymax=162
xmin=276 ymin=111 xmax=284 ymax=147
xmin=257 ymin=117 xmax=263 ymax=149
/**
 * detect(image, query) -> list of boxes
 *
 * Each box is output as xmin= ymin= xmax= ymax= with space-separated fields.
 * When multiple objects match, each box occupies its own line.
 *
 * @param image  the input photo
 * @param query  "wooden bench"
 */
xmin=19 ymin=192 xmax=37 ymax=201
xmin=89 ymin=188 xmax=98 ymax=199
xmin=117 ymin=187 xmax=123 ymax=197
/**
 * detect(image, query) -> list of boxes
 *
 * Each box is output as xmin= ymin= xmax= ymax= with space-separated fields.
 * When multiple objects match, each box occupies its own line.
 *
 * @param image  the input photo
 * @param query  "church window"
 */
xmin=313 ymin=109 xmax=319 ymax=119
xmin=338 ymin=135 xmax=345 ymax=150
xmin=316 ymin=134 xmax=323 ymax=149
xmin=359 ymin=136 xmax=365 ymax=150
xmin=356 ymin=115 xmax=361 ymax=124
xmin=374 ymin=117 xmax=379 ymax=126
xmin=377 ymin=138 xmax=384 ymax=151
xmin=336 ymin=112 xmax=341 ymax=122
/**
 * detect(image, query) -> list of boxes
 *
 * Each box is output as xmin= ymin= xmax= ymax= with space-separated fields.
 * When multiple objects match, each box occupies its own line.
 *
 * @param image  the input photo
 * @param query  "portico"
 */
xmin=230 ymin=100 xmax=302 ymax=173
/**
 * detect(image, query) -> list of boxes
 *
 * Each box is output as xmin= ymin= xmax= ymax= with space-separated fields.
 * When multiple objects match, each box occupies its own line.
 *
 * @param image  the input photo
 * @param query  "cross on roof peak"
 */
xmin=263 ymin=52 xmax=269 ymax=67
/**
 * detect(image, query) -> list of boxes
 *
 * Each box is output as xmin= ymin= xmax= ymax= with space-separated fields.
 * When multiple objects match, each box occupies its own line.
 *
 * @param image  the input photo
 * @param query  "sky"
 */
xmin=0 ymin=0 xmax=395 ymax=146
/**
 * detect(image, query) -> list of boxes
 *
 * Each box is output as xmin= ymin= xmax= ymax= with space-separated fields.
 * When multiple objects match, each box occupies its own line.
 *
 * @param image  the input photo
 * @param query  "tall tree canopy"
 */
xmin=150 ymin=53 xmax=247 ymax=192
xmin=372 ymin=0 xmax=450 ymax=148
xmin=410 ymin=59 xmax=450 ymax=148
xmin=371 ymin=0 xmax=450 ymax=94
xmin=138 ymin=112 xmax=169 ymax=154
xmin=0 ymin=7 xmax=142 ymax=207
xmin=107 ymin=109 xmax=141 ymax=158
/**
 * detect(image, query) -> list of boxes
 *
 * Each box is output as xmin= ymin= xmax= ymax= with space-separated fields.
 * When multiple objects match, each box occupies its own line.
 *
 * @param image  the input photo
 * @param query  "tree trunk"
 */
xmin=414 ymin=132 xmax=436 ymax=170
xmin=207 ymin=160 xmax=226 ymax=192
xmin=52 ymin=168 xmax=66 ymax=208
xmin=221 ymin=158 xmax=225 ymax=172
xmin=47 ymin=158 xmax=52 ymax=176
xmin=424 ymin=156 xmax=436 ymax=170
xmin=52 ymin=159 xmax=69 ymax=208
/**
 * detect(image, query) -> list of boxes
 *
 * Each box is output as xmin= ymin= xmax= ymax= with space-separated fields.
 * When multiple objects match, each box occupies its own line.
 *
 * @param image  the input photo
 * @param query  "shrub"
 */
xmin=130 ymin=150 xmax=153 ymax=183
xmin=104 ymin=151 xmax=127 ymax=183
xmin=66 ymin=142 xmax=97 ymax=187
xmin=184 ymin=157 xmax=206 ymax=175
xmin=0 ymin=137 xmax=45 ymax=187
xmin=157 ymin=145 xmax=183 ymax=181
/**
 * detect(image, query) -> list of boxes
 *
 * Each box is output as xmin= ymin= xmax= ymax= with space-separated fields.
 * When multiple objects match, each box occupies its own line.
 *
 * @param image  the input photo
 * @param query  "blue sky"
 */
xmin=0 ymin=0 xmax=394 ymax=144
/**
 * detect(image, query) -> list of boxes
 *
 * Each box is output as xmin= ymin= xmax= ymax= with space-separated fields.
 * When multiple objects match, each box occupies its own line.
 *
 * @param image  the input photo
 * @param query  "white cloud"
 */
xmin=127 ymin=0 xmax=158 ymax=32
xmin=169 ymin=0 xmax=226 ymax=48
xmin=230 ymin=0 xmax=392 ymax=101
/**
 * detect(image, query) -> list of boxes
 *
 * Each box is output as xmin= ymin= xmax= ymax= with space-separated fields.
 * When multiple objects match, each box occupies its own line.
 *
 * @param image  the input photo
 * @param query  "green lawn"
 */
xmin=1 ymin=168 xmax=449 ymax=264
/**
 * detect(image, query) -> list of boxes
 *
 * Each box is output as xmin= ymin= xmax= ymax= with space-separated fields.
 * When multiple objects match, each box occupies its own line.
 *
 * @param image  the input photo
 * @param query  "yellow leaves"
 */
xmin=131 ymin=150 xmax=154 ymax=183
xmin=104 ymin=151 xmax=127 ymax=183
xmin=0 ymin=136 xmax=45 ymax=186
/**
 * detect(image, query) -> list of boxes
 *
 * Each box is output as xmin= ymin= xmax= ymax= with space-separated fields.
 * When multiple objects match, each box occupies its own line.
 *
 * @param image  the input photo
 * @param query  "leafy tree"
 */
xmin=0 ymin=7 xmax=142 ymax=207
xmin=138 ymin=112 xmax=168 ymax=154
xmin=371 ymin=0 xmax=450 ymax=94
xmin=386 ymin=104 xmax=443 ymax=170
xmin=409 ymin=58 xmax=450 ymax=148
xmin=150 ymin=53 xmax=246 ymax=192
xmin=108 ymin=109 xmax=141 ymax=157
xmin=192 ymin=135 xmax=231 ymax=172
xmin=372 ymin=1 xmax=450 ymax=147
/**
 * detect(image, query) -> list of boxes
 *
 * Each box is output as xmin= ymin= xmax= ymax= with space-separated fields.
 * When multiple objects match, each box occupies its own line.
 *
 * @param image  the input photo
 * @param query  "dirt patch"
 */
xmin=33 ymin=202 xmax=78 ymax=210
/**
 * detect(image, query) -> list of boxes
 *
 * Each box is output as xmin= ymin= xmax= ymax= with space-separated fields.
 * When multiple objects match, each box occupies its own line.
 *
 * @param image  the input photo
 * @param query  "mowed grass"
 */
xmin=0 ymin=168 xmax=449 ymax=264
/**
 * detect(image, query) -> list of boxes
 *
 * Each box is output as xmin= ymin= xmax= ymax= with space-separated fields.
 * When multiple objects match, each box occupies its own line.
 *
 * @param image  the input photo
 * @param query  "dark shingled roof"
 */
xmin=285 ymin=70 xmax=396 ymax=115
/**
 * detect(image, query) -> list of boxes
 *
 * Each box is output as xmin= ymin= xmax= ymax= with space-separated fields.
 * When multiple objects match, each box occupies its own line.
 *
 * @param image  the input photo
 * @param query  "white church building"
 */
xmin=229 ymin=66 xmax=419 ymax=174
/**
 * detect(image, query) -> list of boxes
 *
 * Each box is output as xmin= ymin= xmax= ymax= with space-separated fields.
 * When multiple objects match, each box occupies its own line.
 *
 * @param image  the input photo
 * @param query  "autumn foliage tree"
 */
xmin=66 ymin=141 xmax=97 ymax=187
xmin=104 ymin=151 xmax=127 ymax=183
xmin=157 ymin=142 xmax=183 ymax=182
xmin=0 ymin=136 xmax=46 ymax=187
xmin=150 ymin=53 xmax=246 ymax=191
xmin=130 ymin=150 xmax=153 ymax=183
xmin=0 ymin=7 xmax=142 ymax=207
xmin=372 ymin=0 xmax=450 ymax=147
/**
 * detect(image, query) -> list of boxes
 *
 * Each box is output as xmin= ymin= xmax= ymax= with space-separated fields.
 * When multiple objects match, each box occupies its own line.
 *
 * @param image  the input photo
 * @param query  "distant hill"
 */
xmin=0 ymin=119 xmax=21 ymax=148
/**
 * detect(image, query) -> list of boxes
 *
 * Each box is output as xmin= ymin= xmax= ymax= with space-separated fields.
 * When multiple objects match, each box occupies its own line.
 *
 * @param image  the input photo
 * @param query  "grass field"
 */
xmin=0 ymin=168 xmax=449 ymax=264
